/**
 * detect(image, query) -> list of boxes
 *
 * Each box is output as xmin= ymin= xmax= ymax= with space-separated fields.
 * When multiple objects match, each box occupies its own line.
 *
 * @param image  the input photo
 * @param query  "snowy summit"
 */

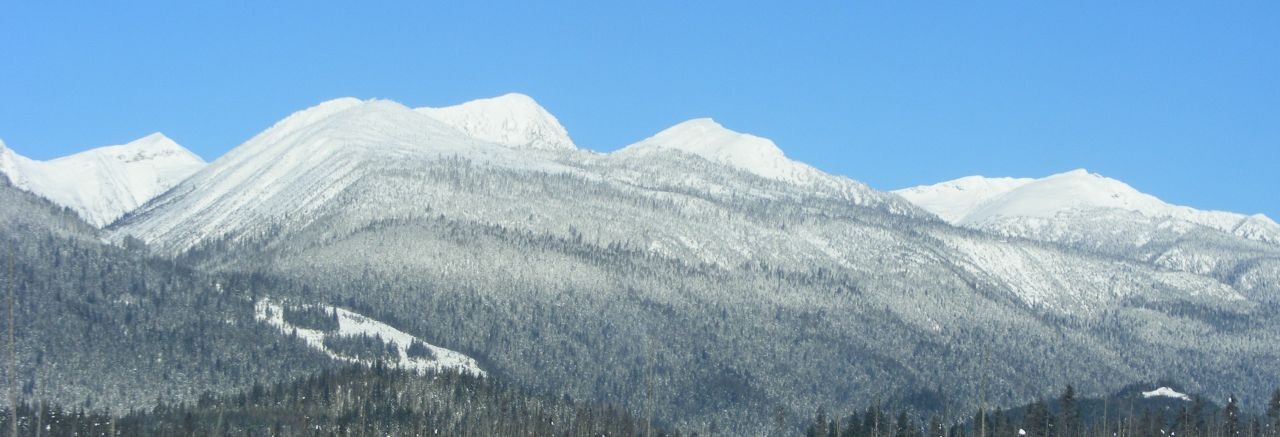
xmin=895 ymin=168 xmax=1280 ymax=242
xmin=0 ymin=133 xmax=206 ymax=227
xmin=616 ymin=118 xmax=820 ymax=184
xmin=416 ymin=93 xmax=576 ymax=151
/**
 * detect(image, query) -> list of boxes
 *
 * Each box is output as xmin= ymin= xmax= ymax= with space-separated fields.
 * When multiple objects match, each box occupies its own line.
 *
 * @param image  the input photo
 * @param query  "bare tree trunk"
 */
xmin=7 ymin=244 xmax=16 ymax=437
xmin=980 ymin=348 xmax=988 ymax=437
xmin=645 ymin=336 xmax=653 ymax=437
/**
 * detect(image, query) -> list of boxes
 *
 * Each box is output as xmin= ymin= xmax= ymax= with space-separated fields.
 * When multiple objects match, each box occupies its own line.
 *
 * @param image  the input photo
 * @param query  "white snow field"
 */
xmin=1141 ymin=387 xmax=1192 ymax=401
xmin=254 ymin=297 xmax=484 ymax=376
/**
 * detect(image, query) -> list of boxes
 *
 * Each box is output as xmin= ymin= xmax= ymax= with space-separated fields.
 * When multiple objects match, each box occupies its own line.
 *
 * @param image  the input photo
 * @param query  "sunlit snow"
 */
xmin=1142 ymin=387 xmax=1191 ymax=401
xmin=254 ymin=297 xmax=484 ymax=376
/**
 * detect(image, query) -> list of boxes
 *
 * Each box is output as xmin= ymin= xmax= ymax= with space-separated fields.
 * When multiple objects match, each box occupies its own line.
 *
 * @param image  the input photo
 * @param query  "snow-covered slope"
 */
xmin=99 ymin=95 xmax=1280 ymax=429
xmin=255 ymin=298 xmax=483 ymax=376
xmin=416 ymin=93 xmax=576 ymax=151
xmin=113 ymin=97 xmax=576 ymax=254
xmin=891 ymin=175 xmax=1035 ymax=223
xmin=0 ymin=134 xmax=205 ymax=227
xmin=602 ymin=118 xmax=922 ymax=217
xmin=895 ymin=169 xmax=1280 ymax=244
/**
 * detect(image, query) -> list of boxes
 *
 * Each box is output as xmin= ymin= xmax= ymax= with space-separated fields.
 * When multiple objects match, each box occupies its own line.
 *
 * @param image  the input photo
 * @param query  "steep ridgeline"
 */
xmin=0 ymin=134 xmax=205 ymax=227
xmin=896 ymin=170 xmax=1280 ymax=301
xmin=109 ymin=96 xmax=1280 ymax=432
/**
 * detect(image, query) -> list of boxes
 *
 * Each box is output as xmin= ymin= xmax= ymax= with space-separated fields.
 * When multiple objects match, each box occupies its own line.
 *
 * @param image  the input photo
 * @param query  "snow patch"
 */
xmin=254 ymin=297 xmax=484 ymax=376
xmin=1142 ymin=387 xmax=1191 ymax=401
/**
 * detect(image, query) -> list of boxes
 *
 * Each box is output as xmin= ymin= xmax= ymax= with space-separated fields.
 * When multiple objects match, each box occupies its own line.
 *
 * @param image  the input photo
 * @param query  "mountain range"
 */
xmin=2 ymin=93 xmax=1277 ymax=433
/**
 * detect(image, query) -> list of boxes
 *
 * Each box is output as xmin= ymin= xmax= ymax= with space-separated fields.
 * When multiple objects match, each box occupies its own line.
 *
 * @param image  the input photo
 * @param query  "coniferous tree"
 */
xmin=1175 ymin=406 xmax=1196 ymax=437
xmin=1058 ymin=385 xmax=1079 ymax=437
xmin=895 ymin=410 xmax=913 ymax=437
xmin=1023 ymin=400 xmax=1049 ymax=437
xmin=866 ymin=405 xmax=884 ymax=437
xmin=809 ymin=407 xmax=829 ymax=437
xmin=992 ymin=407 xmax=1015 ymax=437
xmin=842 ymin=413 xmax=862 ymax=437
xmin=928 ymin=415 xmax=944 ymax=437
xmin=1226 ymin=394 xmax=1241 ymax=437
xmin=972 ymin=408 xmax=986 ymax=437
xmin=1269 ymin=388 xmax=1280 ymax=437
xmin=1192 ymin=395 xmax=1208 ymax=436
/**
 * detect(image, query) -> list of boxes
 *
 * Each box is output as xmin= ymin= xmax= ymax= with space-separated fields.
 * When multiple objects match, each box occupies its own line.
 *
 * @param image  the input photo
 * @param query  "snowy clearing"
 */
xmin=254 ymin=297 xmax=484 ymax=376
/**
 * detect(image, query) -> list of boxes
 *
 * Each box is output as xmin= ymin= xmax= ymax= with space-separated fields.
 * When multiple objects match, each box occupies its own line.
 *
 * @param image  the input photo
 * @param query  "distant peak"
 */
xmin=416 ymin=93 xmax=576 ymax=151
xmin=652 ymin=118 xmax=746 ymax=143
xmin=316 ymin=96 xmax=366 ymax=108
xmin=669 ymin=117 xmax=723 ymax=130
xmin=630 ymin=117 xmax=784 ymax=158
xmin=1056 ymin=168 xmax=1093 ymax=177
xmin=486 ymin=92 xmax=540 ymax=105
xmin=128 ymin=132 xmax=181 ymax=150
xmin=77 ymin=132 xmax=205 ymax=165
xmin=618 ymin=118 xmax=819 ymax=183
xmin=898 ymin=168 xmax=1277 ymax=242
xmin=295 ymin=97 xmax=369 ymax=120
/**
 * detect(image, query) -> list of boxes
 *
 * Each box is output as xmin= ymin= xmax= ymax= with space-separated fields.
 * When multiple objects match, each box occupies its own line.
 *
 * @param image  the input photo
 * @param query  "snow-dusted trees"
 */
xmin=1269 ymin=389 xmax=1280 ymax=437
xmin=281 ymin=305 xmax=338 ymax=332
xmin=808 ymin=385 xmax=1280 ymax=437
xmin=0 ymin=364 xmax=661 ymax=436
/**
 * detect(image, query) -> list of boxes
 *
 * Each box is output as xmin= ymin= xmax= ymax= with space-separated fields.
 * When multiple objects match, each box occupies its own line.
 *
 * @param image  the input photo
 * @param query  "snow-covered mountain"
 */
xmin=87 ymin=94 xmax=1280 ymax=431
xmin=895 ymin=169 xmax=1280 ymax=244
xmin=0 ymin=133 xmax=206 ymax=227
xmin=113 ymin=96 xmax=919 ymax=255
xmin=896 ymin=170 xmax=1280 ymax=301
xmin=416 ymin=93 xmax=576 ymax=151
xmin=606 ymin=117 xmax=918 ymax=216
xmin=112 ymin=97 xmax=583 ymax=254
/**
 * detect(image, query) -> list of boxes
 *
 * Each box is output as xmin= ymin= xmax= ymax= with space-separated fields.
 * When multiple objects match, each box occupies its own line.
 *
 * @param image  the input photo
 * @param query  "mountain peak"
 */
xmin=897 ymin=170 xmax=1278 ymax=243
xmin=0 ymin=134 xmax=206 ymax=227
xmin=897 ymin=169 xmax=1173 ymax=225
xmin=133 ymin=132 xmax=178 ymax=148
xmin=1054 ymin=168 xmax=1093 ymax=178
xmin=892 ymin=175 xmax=1035 ymax=223
xmin=99 ymin=132 xmax=204 ymax=164
xmin=416 ymin=93 xmax=576 ymax=151
xmin=617 ymin=117 xmax=818 ymax=183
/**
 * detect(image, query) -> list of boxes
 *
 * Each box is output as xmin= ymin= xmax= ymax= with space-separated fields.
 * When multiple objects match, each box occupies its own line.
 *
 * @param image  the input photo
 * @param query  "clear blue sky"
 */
xmin=2 ymin=2 xmax=1277 ymax=217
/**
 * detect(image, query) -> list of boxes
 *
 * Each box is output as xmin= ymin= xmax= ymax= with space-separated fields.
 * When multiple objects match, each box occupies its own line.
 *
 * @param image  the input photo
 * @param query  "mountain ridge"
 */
xmin=895 ymin=169 xmax=1280 ymax=244
xmin=0 ymin=133 xmax=205 ymax=227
